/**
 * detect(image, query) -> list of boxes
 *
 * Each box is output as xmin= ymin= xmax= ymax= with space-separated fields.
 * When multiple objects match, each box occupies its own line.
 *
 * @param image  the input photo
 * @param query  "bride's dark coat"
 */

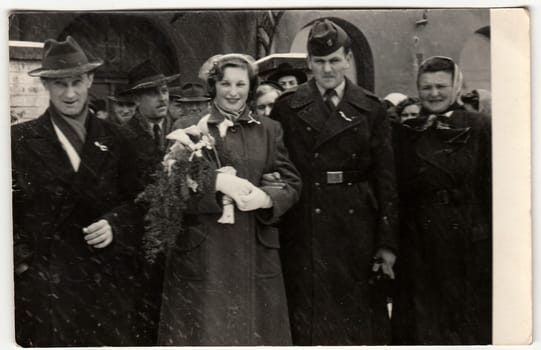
xmin=158 ymin=106 xmax=301 ymax=346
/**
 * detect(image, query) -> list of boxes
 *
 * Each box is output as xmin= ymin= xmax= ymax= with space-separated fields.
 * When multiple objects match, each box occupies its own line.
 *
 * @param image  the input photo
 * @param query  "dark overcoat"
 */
xmin=123 ymin=111 xmax=175 ymax=185
xmin=391 ymin=109 xmax=492 ymax=345
xmin=122 ymin=111 xmax=175 ymax=345
xmin=12 ymin=108 xmax=141 ymax=347
xmin=157 ymin=105 xmax=302 ymax=345
xmin=270 ymin=79 xmax=398 ymax=345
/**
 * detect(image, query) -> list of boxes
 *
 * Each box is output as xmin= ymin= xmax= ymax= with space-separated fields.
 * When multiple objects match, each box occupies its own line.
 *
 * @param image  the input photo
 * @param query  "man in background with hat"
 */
xmin=11 ymin=36 xmax=141 ymax=346
xmin=121 ymin=59 xmax=179 ymax=345
xmin=107 ymin=86 xmax=137 ymax=125
xmin=167 ymin=84 xmax=185 ymax=122
xmin=270 ymin=19 xmax=398 ymax=345
xmin=171 ymin=81 xmax=211 ymax=129
xmin=123 ymin=59 xmax=178 ymax=185
xmin=268 ymin=62 xmax=308 ymax=91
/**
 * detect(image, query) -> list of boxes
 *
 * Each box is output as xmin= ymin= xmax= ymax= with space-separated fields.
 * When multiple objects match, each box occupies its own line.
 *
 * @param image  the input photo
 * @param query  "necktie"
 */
xmin=153 ymin=123 xmax=163 ymax=152
xmin=324 ymin=89 xmax=338 ymax=112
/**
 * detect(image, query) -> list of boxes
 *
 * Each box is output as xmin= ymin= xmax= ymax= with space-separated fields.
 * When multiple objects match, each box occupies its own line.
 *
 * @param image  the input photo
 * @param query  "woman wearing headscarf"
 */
xmin=392 ymin=56 xmax=492 ymax=345
xmin=156 ymin=53 xmax=301 ymax=345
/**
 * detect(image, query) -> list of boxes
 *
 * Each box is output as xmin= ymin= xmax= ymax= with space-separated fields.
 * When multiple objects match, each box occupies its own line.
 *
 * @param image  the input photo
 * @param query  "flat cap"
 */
xmin=307 ymin=19 xmax=350 ymax=57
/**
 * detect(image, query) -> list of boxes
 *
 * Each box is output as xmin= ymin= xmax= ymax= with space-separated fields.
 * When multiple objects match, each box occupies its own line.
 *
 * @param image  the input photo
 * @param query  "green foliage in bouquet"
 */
xmin=135 ymin=146 xmax=215 ymax=263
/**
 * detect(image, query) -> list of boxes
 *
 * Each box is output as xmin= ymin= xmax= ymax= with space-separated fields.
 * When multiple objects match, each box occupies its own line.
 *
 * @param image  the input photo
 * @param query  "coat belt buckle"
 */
xmin=436 ymin=189 xmax=450 ymax=205
xmin=326 ymin=171 xmax=344 ymax=184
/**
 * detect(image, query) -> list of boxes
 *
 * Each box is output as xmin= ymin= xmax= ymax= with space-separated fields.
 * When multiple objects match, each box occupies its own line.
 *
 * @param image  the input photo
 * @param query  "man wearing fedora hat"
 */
xmin=267 ymin=62 xmax=308 ymax=91
xmin=171 ymin=81 xmax=211 ymax=129
xmin=123 ymin=60 xmax=179 ymax=185
xmin=107 ymin=86 xmax=137 ymax=125
xmin=12 ymin=36 xmax=141 ymax=346
xmin=121 ymin=59 xmax=179 ymax=345
xmin=167 ymin=85 xmax=185 ymax=122
xmin=270 ymin=19 xmax=398 ymax=345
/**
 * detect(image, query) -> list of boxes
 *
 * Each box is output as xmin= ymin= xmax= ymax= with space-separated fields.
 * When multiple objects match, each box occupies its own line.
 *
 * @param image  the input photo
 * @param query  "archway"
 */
xmin=289 ymin=17 xmax=375 ymax=92
xmin=59 ymin=14 xmax=178 ymax=100
xmin=459 ymin=26 xmax=491 ymax=91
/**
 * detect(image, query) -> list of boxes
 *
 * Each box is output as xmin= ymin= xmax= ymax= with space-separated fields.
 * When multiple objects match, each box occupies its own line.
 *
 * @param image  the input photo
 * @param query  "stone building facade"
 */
xmin=9 ymin=9 xmax=490 ymax=122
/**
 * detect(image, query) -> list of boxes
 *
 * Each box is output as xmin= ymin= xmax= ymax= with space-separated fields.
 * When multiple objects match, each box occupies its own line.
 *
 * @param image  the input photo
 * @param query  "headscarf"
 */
xmin=417 ymin=55 xmax=464 ymax=111
xmin=408 ymin=56 xmax=466 ymax=131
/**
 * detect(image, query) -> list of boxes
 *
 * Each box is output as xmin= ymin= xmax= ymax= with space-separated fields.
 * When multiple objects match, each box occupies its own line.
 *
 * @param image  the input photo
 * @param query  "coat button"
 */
xmin=54 ymin=186 xmax=65 ymax=197
xmin=348 ymin=208 xmax=355 ymax=214
xmin=306 ymin=126 xmax=312 ymax=132
xmin=347 ymin=182 xmax=353 ymax=186
xmin=314 ymin=152 xmax=319 ymax=158
xmin=314 ymin=208 xmax=321 ymax=214
xmin=351 ymin=153 xmax=357 ymax=159
xmin=353 ymin=127 xmax=359 ymax=132
xmin=314 ymin=182 xmax=320 ymax=187
xmin=230 ymin=126 xmax=237 ymax=133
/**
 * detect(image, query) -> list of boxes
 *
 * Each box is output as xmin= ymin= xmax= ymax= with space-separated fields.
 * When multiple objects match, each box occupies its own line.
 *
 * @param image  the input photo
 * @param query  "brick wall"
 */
xmin=9 ymin=46 xmax=48 ymax=124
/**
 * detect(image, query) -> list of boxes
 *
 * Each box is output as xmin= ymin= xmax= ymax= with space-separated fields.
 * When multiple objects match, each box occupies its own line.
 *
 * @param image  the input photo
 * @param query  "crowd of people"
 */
xmin=12 ymin=18 xmax=492 ymax=347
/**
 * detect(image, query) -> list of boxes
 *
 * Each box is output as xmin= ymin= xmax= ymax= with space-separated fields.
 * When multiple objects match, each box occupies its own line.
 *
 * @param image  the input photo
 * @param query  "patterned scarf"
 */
xmin=213 ymin=100 xmax=246 ymax=122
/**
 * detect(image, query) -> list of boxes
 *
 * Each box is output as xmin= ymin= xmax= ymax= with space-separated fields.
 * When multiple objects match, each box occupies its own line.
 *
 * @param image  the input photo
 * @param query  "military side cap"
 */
xmin=307 ymin=19 xmax=350 ymax=57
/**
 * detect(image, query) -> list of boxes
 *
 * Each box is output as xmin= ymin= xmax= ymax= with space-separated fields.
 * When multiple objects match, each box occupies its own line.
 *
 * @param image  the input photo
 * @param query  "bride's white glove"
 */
xmin=216 ymin=172 xmax=255 ymax=202
xmin=236 ymin=187 xmax=273 ymax=211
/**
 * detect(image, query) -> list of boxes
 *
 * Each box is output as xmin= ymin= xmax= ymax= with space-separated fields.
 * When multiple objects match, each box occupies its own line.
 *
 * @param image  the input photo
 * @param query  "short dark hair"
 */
xmin=207 ymin=59 xmax=258 ymax=101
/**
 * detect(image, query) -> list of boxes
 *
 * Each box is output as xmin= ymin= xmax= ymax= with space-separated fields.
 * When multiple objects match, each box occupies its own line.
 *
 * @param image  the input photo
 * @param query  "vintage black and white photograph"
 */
xmin=6 ymin=7 xmax=529 ymax=348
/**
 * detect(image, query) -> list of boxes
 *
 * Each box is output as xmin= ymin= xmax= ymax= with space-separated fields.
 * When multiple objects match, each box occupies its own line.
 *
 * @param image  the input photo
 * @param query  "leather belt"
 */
xmin=312 ymin=170 xmax=368 ymax=185
xmin=417 ymin=189 xmax=466 ymax=205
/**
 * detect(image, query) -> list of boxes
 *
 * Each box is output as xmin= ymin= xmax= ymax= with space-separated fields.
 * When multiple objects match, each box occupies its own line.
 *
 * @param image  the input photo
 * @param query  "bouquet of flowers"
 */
xmin=135 ymin=115 xmax=234 ymax=263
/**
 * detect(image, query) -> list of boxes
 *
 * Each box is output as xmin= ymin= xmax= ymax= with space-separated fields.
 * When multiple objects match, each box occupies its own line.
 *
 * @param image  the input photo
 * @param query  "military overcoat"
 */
xmin=270 ymin=79 xmax=398 ymax=345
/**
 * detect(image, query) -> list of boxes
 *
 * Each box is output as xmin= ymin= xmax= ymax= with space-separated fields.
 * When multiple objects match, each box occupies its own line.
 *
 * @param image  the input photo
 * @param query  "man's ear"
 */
xmin=86 ymin=73 xmax=94 ymax=87
xmin=306 ymin=56 xmax=312 ymax=71
xmin=345 ymin=51 xmax=353 ymax=68
xmin=40 ymin=78 xmax=50 ymax=91
xmin=133 ymin=94 xmax=141 ymax=107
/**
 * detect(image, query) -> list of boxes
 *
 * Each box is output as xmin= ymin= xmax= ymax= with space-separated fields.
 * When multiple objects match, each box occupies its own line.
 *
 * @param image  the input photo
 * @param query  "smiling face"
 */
xmin=418 ymin=71 xmax=454 ymax=113
xmin=308 ymin=47 xmax=351 ymax=90
xmin=135 ymin=84 xmax=169 ymax=121
xmin=42 ymin=73 xmax=93 ymax=116
xmin=113 ymin=101 xmax=137 ymax=124
xmin=214 ymin=66 xmax=250 ymax=112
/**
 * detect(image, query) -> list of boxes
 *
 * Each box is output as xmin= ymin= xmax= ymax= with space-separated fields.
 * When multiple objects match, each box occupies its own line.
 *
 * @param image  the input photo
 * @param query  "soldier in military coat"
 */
xmin=270 ymin=19 xmax=398 ymax=345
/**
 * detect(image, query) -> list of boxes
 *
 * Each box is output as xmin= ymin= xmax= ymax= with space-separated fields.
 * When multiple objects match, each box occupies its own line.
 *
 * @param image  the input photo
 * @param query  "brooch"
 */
xmin=338 ymin=111 xmax=353 ymax=122
xmin=94 ymin=141 xmax=108 ymax=151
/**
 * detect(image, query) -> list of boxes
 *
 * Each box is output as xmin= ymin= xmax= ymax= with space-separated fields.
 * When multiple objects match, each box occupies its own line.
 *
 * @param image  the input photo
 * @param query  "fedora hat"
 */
xmin=176 ymin=82 xmax=211 ymax=102
xmin=107 ymin=85 xmax=135 ymax=104
xmin=28 ymin=36 xmax=103 ymax=78
xmin=267 ymin=63 xmax=307 ymax=85
xmin=125 ymin=60 xmax=180 ymax=92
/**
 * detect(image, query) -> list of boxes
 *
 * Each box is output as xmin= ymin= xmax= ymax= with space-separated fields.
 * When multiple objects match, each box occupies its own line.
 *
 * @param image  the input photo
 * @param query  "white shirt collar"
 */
xmin=147 ymin=118 xmax=164 ymax=131
xmin=315 ymin=79 xmax=346 ymax=100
